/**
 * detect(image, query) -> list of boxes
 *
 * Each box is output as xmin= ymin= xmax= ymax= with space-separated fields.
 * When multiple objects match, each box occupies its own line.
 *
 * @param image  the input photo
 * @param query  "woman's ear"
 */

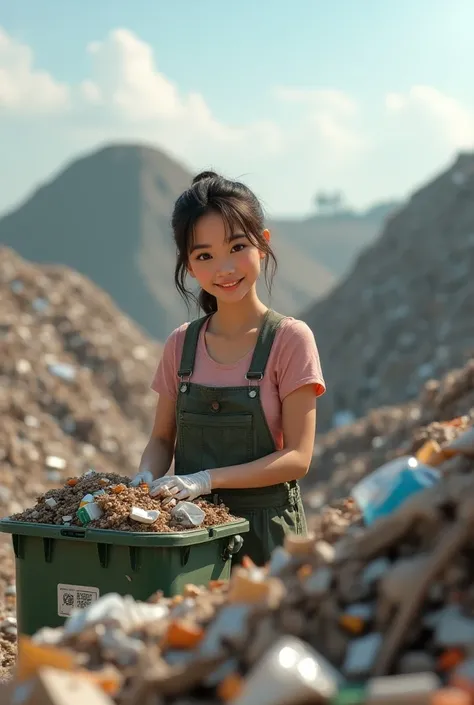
xmin=187 ymin=263 xmax=196 ymax=279
xmin=260 ymin=229 xmax=271 ymax=258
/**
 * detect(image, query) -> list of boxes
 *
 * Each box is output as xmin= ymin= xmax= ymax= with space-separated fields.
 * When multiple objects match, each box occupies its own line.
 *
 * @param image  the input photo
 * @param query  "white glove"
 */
xmin=129 ymin=469 xmax=154 ymax=487
xmin=151 ymin=471 xmax=212 ymax=504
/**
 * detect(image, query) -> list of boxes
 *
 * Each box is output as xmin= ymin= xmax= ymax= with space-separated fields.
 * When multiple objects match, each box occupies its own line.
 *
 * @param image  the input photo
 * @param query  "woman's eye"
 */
xmin=231 ymin=243 xmax=246 ymax=253
xmin=196 ymin=253 xmax=211 ymax=261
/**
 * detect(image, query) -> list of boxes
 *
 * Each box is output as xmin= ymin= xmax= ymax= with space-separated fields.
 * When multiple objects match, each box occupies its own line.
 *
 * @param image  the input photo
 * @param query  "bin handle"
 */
xmin=60 ymin=528 xmax=86 ymax=538
xmin=222 ymin=534 xmax=244 ymax=561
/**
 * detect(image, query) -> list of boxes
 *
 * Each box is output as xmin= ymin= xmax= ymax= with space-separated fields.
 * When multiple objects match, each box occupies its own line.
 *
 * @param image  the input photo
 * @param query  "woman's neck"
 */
xmin=210 ymin=291 xmax=267 ymax=339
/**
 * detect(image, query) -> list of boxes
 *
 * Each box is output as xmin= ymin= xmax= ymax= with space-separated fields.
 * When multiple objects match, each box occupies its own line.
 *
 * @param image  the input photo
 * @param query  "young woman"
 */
xmin=131 ymin=171 xmax=326 ymax=565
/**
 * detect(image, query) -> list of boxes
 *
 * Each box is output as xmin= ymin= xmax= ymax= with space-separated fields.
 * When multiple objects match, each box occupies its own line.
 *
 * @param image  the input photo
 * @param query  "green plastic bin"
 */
xmin=0 ymin=518 xmax=249 ymax=636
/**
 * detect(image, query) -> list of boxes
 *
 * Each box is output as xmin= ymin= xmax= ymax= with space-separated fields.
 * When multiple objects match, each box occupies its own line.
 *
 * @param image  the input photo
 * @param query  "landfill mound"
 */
xmin=0 ymin=246 xmax=163 ymax=678
xmin=0 ymin=245 xmax=162 ymax=519
xmin=304 ymin=355 xmax=474 ymax=509
xmin=3 ymin=422 xmax=474 ymax=704
xmin=302 ymin=152 xmax=474 ymax=432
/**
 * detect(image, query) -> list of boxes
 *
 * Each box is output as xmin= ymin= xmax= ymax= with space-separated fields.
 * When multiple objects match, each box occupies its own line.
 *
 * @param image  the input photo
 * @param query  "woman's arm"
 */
xmin=208 ymin=384 xmax=316 ymax=489
xmin=138 ymin=394 xmax=177 ymax=480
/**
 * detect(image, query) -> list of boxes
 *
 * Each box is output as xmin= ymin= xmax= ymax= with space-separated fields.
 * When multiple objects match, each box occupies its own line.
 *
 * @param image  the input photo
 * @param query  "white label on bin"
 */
xmin=57 ymin=583 xmax=100 ymax=617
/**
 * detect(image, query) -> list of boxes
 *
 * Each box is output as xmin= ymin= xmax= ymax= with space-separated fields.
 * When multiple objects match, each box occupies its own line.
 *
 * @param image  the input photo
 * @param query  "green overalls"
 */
xmin=174 ymin=308 xmax=308 ymax=566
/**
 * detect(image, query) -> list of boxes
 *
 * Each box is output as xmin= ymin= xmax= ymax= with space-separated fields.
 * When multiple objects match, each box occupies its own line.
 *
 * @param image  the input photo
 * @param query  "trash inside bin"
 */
xmin=0 ymin=517 xmax=249 ymax=637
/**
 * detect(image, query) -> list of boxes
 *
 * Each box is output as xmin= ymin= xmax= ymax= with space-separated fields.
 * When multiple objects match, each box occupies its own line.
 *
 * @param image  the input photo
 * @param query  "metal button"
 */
xmin=211 ymin=401 xmax=220 ymax=411
xmin=249 ymin=389 xmax=257 ymax=398
xmin=180 ymin=384 xmax=188 ymax=393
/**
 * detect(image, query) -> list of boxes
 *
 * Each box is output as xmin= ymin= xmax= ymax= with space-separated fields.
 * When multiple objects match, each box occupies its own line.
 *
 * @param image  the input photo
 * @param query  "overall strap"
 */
xmin=177 ymin=314 xmax=212 ymax=378
xmin=246 ymin=309 xmax=286 ymax=380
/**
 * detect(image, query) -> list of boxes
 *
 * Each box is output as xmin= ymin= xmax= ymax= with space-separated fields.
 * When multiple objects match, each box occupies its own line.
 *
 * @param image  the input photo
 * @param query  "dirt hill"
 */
xmin=301 ymin=152 xmax=474 ymax=432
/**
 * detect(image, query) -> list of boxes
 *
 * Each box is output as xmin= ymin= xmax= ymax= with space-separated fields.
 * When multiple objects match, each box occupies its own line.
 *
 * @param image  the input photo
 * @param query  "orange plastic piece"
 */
xmin=209 ymin=580 xmax=227 ymax=590
xmin=449 ymin=676 xmax=474 ymax=699
xmin=431 ymin=687 xmax=470 ymax=705
xmin=217 ymin=673 xmax=244 ymax=701
xmin=80 ymin=667 xmax=122 ymax=696
xmin=164 ymin=619 xmax=204 ymax=649
xmin=183 ymin=584 xmax=202 ymax=597
xmin=444 ymin=417 xmax=465 ymax=427
xmin=17 ymin=636 xmax=77 ymax=682
xmin=339 ymin=614 xmax=364 ymax=635
xmin=297 ymin=564 xmax=312 ymax=579
xmin=67 ymin=479 xmax=78 ymax=487
xmin=438 ymin=649 xmax=465 ymax=672
xmin=242 ymin=555 xmax=256 ymax=570
xmin=112 ymin=484 xmax=126 ymax=494
xmin=416 ymin=440 xmax=449 ymax=467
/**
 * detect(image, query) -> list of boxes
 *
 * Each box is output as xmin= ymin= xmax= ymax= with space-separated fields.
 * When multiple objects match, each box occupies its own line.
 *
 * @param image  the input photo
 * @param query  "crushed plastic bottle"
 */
xmin=351 ymin=456 xmax=440 ymax=526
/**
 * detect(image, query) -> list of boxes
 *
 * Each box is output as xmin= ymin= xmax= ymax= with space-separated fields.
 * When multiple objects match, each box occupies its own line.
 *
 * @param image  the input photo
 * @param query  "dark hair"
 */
xmin=171 ymin=171 xmax=277 ymax=314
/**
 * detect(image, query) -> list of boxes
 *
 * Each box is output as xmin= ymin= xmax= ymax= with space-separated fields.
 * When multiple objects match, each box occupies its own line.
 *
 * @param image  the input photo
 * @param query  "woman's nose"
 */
xmin=217 ymin=258 xmax=236 ymax=275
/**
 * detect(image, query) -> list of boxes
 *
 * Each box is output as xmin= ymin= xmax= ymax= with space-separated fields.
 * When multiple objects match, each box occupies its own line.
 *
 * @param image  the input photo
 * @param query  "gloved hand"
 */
xmin=129 ymin=469 xmax=154 ymax=487
xmin=151 ymin=470 xmax=212 ymax=505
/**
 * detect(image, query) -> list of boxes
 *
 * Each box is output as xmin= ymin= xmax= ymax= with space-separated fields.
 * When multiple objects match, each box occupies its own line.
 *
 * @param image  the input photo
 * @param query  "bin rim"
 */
xmin=0 ymin=516 xmax=249 ymax=547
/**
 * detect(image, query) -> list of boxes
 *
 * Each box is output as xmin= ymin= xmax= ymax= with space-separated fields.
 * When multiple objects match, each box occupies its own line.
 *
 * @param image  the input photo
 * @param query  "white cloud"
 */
xmin=0 ymin=27 xmax=69 ymax=114
xmin=0 ymin=25 xmax=474 ymax=217
xmin=274 ymin=86 xmax=366 ymax=155
xmin=78 ymin=28 xmax=281 ymax=155
xmin=385 ymin=85 xmax=474 ymax=149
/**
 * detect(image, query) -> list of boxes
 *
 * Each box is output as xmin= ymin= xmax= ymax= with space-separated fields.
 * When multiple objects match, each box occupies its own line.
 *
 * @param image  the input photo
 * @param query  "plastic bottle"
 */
xmin=351 ymin=455 xmax=440 ymax=525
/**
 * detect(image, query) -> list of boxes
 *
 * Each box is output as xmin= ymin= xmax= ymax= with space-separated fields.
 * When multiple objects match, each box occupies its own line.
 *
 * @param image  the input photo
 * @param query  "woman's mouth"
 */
xmin=215 ymin=278 xmax=244 ymax=292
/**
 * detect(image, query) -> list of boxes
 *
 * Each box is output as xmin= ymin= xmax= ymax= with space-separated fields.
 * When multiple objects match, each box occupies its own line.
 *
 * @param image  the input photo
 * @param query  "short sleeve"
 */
xmin=150 ymin=325 xmax=187 ymax=401
xmin=274 ymin=319 xmax=326 ymax=402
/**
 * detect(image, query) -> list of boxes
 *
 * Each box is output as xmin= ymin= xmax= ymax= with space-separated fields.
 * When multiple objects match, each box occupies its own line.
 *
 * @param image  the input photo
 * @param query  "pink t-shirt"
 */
xmin=151 ymin=316 xmax=326 ymax=451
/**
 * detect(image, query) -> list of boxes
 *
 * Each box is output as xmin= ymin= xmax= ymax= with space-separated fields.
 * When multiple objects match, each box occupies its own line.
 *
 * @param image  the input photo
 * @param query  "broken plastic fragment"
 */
xmin=45 ymin=497 xmax=57 ymax=508
xmin=129 ymin=506 xmax=160 ymax=524
xmin=77 ymin=502 xmax=103 ymax=524
xmin=227 ymin=567 xmax=284 ymax=606
xmin=343 ymin=632 xmax=383 ymax=678
xmin=283 ymin=532 xmax=316 ymax=555
xmin=170 ymin=501 xmax=205 ymax=528
xmin=47 ymin=362 xmax=77 ymax=382
xmin=365 ymin=672 xmax=441 ymax=704
xmin=45 ymin=456 xmax=66 ymax=471
xmin=416 ymin=439 xmax=450 ymax=466
xmin=231 ymin=636 xmax=342 ymax=705
xmin=16 ymin=636 xmax=77 ymax=682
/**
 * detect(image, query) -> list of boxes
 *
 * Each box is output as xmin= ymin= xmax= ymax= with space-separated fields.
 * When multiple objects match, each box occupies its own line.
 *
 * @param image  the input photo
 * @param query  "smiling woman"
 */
xmin=131 ymin=170 xmax=326 ymax=566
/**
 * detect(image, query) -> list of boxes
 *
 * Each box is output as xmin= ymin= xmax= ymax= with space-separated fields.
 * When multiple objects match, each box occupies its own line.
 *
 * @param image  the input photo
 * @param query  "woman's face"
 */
xmin=187 ymin=211 xmax=269 ymax=304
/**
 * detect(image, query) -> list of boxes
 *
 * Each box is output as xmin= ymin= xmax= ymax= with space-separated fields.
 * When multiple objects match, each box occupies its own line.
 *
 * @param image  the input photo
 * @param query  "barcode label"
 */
xmin=57 ymin=583 xmax=99 ymax=617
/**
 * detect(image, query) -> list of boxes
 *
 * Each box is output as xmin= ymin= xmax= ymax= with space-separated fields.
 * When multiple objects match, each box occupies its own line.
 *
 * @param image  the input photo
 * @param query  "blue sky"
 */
xmin=0 ymin=0 xmax=473 ymax=217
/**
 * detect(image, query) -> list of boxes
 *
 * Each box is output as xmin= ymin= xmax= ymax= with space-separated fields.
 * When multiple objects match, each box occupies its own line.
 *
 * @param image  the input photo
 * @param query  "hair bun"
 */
xmin=192 ymin=170 xmax=219 ymax=185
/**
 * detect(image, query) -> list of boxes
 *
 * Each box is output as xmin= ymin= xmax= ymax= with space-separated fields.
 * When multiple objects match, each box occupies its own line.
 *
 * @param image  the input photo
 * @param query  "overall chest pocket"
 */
xmin=177 ymin=411 xmax=254 ymax=471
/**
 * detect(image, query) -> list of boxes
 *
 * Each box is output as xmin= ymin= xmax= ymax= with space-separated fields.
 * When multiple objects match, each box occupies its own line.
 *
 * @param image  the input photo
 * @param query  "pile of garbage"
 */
xmin=302 ymin=152 xmax=474 ymax=432
xmin=0 ymin=541 xmax=16 ymax=680
xmin=0 ymin=246 xmax=162 ymax=523
xmin=9 ymin=471 xmax=236 ymax=532
xmin=0 ymin=246 xmax=164 ymax=678
xmin=2 ymin=417 xmax=474 ymax=704
xmin=305 ymin=355 xmax=474 ymax=509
